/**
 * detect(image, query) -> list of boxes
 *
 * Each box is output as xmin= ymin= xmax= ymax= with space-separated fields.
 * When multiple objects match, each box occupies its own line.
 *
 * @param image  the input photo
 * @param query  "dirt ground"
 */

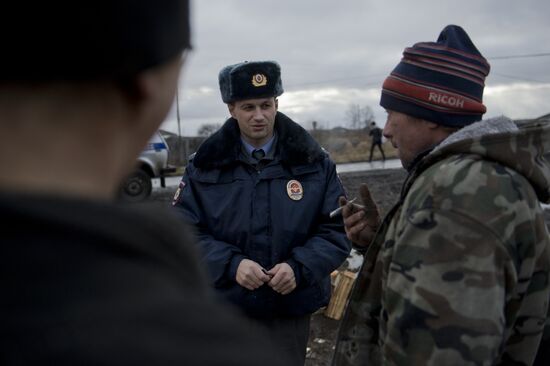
xmin=304 ymin=168 xmax=407 ymax=366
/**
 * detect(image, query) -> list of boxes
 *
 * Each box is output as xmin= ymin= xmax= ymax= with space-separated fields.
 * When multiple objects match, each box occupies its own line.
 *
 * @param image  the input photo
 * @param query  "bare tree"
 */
xmin=197 ymin=123 xmax=221 ymax=137
xmin=346 ymin=104 xmax=375 ymax=129
xmin=346 ymin=104 xmax=362 ymax=129
xmin=362 ymin=106 xmax=375 ymax=129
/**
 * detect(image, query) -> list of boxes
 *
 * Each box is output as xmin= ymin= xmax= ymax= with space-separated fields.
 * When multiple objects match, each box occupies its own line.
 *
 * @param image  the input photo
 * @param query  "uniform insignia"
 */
xmin=252 ymin=73 xmax=267 ymax=87
xmin=286 ymin=180 xmax=303 ymax=201
xmin=172 ymin=181 xmax=186 ymax=206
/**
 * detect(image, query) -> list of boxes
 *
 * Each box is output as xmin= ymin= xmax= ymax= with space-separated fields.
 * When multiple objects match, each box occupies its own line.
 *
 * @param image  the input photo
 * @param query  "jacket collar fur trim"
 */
xmin=192 ymin=112 xmax=324 ymax=169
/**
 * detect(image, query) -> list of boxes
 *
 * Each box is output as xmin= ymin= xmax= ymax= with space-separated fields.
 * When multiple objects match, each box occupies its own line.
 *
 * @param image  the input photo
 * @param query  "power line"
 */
xmin=492 ymin=72 xmax=550 ymax=84
xmin=285 ymin=74 xmax=386 ymax=89
xmin=488 ymin=52 xmax=550 ymax=60
xmin=491 ymin=72 xmax=548 ymax=84
xmin=283 ymin=53 xmax=550 ymax=90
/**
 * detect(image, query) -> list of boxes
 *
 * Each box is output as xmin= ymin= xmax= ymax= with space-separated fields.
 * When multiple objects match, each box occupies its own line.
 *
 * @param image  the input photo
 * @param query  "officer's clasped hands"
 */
xmin=266 ymin=263 xmax=296 ymax=295
xmin=236 ymin=259 xmax=296 ymax=295
xmin=236 ymin=259 xmax=272 ymax=290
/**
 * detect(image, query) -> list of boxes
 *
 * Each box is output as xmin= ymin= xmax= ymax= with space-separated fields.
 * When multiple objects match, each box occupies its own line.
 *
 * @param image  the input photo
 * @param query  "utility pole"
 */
xmin=176 ymin=86 xmax=182 ymax=165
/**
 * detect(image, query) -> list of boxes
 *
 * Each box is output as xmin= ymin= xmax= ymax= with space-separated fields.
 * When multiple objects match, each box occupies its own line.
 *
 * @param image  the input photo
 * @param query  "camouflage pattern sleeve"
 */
xmin=334 ymin=120 xmax=550 ymax=366
xmin=381 ymin=207 xmax=514 ymax=365
xmin=378 ymin=152 xmax=550 ymax=365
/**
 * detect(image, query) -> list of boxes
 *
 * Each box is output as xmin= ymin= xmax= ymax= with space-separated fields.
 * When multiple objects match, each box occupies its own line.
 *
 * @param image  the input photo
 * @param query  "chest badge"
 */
xmin=286 ymin=180 xmax=303 ymax=201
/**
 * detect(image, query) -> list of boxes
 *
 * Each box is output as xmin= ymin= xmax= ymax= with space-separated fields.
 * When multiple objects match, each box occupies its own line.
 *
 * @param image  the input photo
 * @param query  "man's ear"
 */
xmin=121 ymin=56 xmax=183 ymax=105
xmin=424 ymin=120 xmax=440 ymax=130
xmin=117 ymin=56 xmax=182 ymax=138
xmin=275 ymin=98 xmax=278 ymax=110
xmin=228 ymin=103 xmax=236 ymax=118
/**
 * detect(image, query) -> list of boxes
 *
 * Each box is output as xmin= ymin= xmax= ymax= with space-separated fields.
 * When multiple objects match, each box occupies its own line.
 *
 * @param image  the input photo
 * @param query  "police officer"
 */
xmin=1 ymin=2 xmax=287 ymax=365
xmin=174 ymin=60 xmax=351 ymax=365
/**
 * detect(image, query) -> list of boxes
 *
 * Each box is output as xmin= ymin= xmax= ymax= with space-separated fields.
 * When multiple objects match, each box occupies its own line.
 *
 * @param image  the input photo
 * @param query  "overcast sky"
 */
xmin=161 ymin=0 xmax=550 ymax=136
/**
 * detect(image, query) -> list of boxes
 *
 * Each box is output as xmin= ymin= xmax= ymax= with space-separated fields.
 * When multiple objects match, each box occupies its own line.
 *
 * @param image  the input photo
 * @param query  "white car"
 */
xmin=119 ymin=131 xmax=175 ymax=201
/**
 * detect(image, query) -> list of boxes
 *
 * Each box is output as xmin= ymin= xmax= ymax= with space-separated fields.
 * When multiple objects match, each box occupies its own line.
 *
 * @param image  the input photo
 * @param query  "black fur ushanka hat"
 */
xmin=218 ymin=61 xmax=284 ymax=103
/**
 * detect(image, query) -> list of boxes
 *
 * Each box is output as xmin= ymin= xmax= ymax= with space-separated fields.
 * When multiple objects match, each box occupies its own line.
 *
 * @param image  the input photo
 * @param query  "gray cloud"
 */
xmin=162 ymin=0 xmax=550 ymax=135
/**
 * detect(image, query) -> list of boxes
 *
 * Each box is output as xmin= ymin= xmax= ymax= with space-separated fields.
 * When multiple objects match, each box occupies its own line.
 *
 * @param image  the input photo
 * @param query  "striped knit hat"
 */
xmin=380 ymin=25 xmax=490 ymax=127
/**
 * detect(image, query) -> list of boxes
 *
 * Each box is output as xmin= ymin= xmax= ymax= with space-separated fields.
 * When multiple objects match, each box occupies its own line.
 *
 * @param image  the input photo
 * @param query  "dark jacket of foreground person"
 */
xmin=1 ymin=194 xmax=288 ymax=365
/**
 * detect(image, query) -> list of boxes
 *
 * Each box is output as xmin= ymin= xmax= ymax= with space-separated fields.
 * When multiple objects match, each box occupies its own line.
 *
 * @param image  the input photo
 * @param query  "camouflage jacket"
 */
xmin=333 ymin=116 xmax=550 ymax=366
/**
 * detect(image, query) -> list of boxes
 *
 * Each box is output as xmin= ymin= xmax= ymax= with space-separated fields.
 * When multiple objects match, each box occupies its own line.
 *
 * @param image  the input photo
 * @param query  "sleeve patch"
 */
xmin=172 ymin=181 xmax=186 ymax=206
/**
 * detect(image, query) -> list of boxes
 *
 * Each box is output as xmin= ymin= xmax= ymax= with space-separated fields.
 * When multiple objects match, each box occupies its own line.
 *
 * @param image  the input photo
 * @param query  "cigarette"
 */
xmin=329 ymin=197 xmax=357 ymax=218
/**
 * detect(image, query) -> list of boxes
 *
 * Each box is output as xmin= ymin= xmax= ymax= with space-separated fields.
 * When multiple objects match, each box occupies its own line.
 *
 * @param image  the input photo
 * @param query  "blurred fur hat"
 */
xmin=1 ymin=0 xmax=191 ymax=81
xmin=218 ymin=61 xmax=284 ymax=103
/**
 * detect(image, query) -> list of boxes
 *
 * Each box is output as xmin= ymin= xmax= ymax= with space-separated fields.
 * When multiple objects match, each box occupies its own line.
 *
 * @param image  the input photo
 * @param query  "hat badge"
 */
xmin=252 ymin=73 xmax=268 ymax=87
xmin=286 ymin=180 xmax=303 ymax=201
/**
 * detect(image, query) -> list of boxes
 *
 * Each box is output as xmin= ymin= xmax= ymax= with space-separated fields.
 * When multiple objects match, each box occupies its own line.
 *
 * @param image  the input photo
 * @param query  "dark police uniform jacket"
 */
xmin=173 ymin=112 xmax=351 ymax=318
xmin=1 ymin=192 xmax=287 ymax=366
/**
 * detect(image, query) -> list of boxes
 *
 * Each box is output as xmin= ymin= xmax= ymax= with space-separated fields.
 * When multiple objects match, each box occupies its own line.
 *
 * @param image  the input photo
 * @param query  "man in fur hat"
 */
xmin=0 ymin=2 xmax=289 ymax=365
xmin=333 ymin=25 xmax=550 ymax=365
xmin=174 ymin=60 xmax=351 ymax=365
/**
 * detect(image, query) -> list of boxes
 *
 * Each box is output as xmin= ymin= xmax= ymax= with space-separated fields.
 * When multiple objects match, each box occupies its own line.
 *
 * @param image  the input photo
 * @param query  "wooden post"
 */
xmin=324 ymin=270 xmax=357 ymax=320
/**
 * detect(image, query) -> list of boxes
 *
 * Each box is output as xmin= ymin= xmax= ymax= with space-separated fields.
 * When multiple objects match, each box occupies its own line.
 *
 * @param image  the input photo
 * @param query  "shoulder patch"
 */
xmin=172 ymin=181 xmax=186 ymax=206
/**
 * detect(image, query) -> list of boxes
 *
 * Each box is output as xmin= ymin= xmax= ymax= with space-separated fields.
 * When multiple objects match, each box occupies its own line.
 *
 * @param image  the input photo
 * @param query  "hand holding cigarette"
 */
xmin=337 ymin=183 xmax=381 ymax=248
xmin=329 ymin=197 xmax=357 ymax=218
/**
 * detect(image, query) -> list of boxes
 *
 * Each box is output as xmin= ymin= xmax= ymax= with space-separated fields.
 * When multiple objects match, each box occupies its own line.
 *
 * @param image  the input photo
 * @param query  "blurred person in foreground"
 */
xmin=0 ymin=2 xmax=287 ymax=365
xmin=173 ymin=60 xmax=351 ymax=365
xmin=333 ymin=25 xmax=550 ymax=366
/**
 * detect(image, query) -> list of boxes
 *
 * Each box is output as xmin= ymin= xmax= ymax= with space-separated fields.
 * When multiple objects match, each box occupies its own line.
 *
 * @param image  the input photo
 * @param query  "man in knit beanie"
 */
xmin=0 ymin=2 xmax=287 ymax=365
xmin=333 ymin=25 xmax=550 ymax=365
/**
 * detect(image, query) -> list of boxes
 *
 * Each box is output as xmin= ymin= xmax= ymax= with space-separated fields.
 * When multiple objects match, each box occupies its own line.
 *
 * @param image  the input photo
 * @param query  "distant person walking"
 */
xmin=368 ymin=121 xmax=385 ymax=162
